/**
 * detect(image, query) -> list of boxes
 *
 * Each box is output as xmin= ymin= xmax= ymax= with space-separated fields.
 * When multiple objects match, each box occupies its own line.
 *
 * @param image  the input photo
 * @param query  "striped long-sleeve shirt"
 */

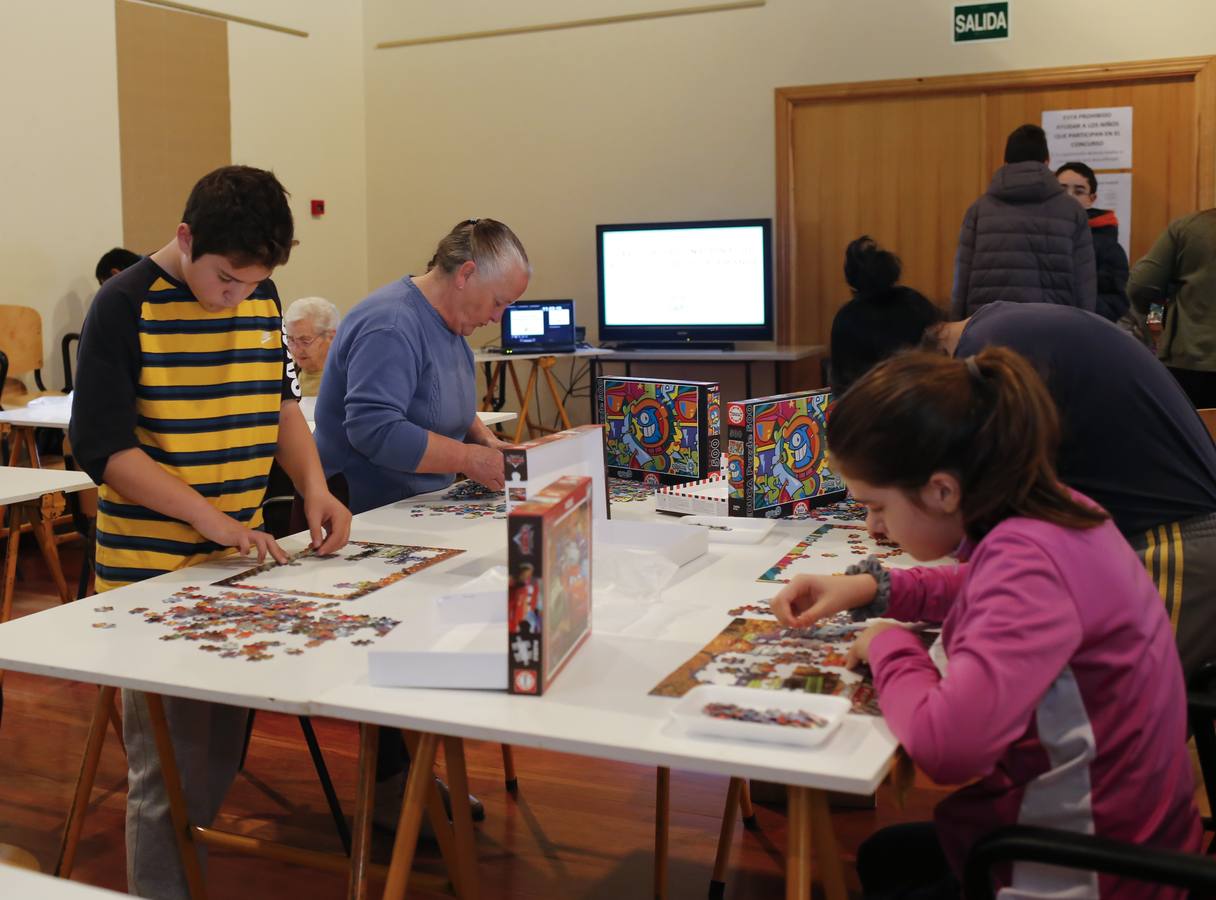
xmin=70 ymin=258 xmax=298 ymax=591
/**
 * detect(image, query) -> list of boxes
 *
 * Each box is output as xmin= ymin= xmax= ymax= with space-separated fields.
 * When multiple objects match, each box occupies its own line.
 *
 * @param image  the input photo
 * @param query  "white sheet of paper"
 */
xmin=1094 ymin=172 xmax=1133 ymax=259
xmin=1042 ymin=106 xmax=1133 ymax=169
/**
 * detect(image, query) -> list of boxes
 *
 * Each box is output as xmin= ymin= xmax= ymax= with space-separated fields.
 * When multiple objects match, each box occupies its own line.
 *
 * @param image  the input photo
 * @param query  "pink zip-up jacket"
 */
xmin=868 ymin=504 xmax=1202 ymax=898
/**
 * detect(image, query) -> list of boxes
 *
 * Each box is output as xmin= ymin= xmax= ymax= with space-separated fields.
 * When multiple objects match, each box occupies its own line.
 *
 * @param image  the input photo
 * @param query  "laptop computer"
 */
xmin=501 ymin=299 xmax=576 ymax=353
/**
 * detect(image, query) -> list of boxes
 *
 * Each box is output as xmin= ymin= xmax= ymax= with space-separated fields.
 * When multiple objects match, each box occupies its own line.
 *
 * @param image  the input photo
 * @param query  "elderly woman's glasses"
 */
xmin=285 ymin=333 xmax=327 ymax=348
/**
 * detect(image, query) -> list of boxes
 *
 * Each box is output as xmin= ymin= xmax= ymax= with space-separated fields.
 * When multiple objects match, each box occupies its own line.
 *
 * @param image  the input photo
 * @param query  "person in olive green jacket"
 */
xmin=1129 ymin=209 xmax=1216 ymax=408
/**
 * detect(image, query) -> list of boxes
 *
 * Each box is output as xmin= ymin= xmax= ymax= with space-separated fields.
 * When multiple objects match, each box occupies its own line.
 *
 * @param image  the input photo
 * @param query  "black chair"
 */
xmin=62 ymin=332 xmax=80 ymax=393
xmin=964 ymin=824 xmax=1216 ymax=899
xmin=1190 ymin=660 xmax=1216 ymax=850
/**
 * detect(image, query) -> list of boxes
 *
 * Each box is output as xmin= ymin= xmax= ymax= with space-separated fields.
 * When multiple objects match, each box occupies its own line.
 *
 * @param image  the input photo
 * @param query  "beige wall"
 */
xmin=1 ymin=1 xmax=122 ymax=387
xmin=1 ymin=1 xmax=366 ymax=391
xmin=362 ymin=0 xmax=1216 ymax=359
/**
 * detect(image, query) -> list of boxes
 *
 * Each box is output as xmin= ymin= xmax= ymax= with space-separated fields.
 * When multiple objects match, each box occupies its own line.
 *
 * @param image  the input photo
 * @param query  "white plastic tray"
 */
xmin=670 ymin=684 xmax=850 ymax=749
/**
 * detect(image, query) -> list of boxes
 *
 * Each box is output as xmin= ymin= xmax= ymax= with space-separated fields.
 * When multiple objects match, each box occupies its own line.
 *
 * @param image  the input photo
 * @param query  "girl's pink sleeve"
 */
xmin=886 ymin=563 xmax=968 ymax=625
xmin=867 ymin=532 xmax=1083 ymax=785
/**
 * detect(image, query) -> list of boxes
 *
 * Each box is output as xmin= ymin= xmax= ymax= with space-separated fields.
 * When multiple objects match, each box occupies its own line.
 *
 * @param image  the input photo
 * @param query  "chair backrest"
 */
xmin=0 ymin=305 xmax=44 ymax=375
xmin=1198 ymin=408 xmax=1216 ymax=444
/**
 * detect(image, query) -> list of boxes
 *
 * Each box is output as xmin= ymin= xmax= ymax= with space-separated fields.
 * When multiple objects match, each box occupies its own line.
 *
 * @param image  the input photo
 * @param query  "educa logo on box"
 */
xmin=728 ymin=404 xmax=745 ymax=426
xmin=513 ymin=670 xmax=538 ymax=694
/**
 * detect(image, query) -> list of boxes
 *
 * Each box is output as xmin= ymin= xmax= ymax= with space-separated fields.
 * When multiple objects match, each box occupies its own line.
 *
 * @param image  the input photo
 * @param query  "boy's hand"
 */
xmin=463 ymin=444 xmax=506 ymax=491
xmin=193 ymin=508 xmax=288 ymax=565
xmin=846 ymin=621 xmax=902 ymax=669
xmin=304 ymin=489 xmax=352 ymax=555
xmin=770 ymin=573 xmax=878 ymax=629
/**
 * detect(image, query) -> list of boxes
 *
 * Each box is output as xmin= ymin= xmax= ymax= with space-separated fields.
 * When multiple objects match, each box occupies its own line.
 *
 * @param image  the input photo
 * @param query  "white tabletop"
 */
xmin=0 ymin=398 xmax=515 ymax=433
xmin=594 ymin=344 xmax=825 ymax=363
xmin=472 ymin=347 xmax=612 ymax=364
xmin=0 ymin=495 xmax=899 ymax=794
xmin=0 ymin=868 xmax=128 ymax=899
xmin=0 ymin=466 xmax=95 ymax=504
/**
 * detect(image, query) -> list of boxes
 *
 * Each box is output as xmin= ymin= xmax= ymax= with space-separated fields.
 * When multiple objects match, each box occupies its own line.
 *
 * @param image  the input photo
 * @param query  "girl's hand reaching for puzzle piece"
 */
xmin=845 ymin=621 xmax=902 ymax=669
xmin=770 ymin=573 xmax=878 ymax=629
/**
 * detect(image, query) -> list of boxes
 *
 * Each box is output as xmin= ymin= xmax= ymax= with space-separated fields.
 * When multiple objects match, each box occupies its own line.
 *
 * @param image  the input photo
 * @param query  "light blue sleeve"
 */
xmin=341 ymin=324 xmax=430 ymax=471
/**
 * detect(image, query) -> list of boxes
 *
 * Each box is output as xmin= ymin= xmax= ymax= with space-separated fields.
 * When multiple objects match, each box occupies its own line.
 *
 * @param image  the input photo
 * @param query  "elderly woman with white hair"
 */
xmin=314 ymin=218 xmax=530 ymax=514
xmin=284 ymin=295 xmax=340 ymax=396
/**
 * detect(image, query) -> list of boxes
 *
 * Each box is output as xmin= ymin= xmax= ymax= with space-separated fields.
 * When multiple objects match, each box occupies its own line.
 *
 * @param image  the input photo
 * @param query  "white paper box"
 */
xmin=594 ymin=519 xmax=707 ymax=568
xmin=504 ymin=425 xmax=610 ymax=519
xmin=434 ymin=567 xmax=508 ymax=625
xmin=655 ymin=475 xmax=728 ymax=517
xmin=670 ymin=684 xmax=849 ymax=749
xmin=369 ymin=615 xmax=507 ymax=690
xmin=681 ymin=516 xmax=775 ymax=544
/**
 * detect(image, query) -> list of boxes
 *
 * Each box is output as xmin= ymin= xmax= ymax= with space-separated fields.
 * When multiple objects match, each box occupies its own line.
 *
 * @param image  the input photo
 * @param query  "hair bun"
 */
xmin=844 ymin=235 xmax=902 ymax=296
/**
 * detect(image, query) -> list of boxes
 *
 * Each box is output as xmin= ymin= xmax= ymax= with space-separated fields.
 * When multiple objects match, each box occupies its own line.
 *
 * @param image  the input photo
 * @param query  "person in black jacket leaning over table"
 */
xmin=951 ymin=124 xmax=1096 ymax=319
xmin=834 ymin=236 xmax=1216 ymax=685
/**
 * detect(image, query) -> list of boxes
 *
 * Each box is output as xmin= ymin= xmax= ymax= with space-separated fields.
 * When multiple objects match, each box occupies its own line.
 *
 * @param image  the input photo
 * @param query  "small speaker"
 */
xmin=575 ymin=325 xmax=586 ymax=342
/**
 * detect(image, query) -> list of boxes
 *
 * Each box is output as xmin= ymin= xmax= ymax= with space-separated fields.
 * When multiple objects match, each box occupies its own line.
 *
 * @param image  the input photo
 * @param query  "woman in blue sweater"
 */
xmin=316 ymin=218 xmax=530 ymax=514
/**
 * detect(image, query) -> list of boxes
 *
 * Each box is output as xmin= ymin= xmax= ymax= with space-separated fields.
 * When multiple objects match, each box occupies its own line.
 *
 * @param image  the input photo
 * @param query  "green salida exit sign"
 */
xmin=953 ymin=2 xmax=1009 ymax=42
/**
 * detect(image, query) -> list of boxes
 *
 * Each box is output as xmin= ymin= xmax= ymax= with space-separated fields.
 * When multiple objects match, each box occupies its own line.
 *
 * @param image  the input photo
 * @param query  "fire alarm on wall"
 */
xmin=310 ymin=199 xmax=325 ymax=217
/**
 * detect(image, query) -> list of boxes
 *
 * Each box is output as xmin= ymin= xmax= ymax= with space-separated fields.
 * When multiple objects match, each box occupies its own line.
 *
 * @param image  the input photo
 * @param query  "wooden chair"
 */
xmin=0 ymin=305 xmax=58 ymax=410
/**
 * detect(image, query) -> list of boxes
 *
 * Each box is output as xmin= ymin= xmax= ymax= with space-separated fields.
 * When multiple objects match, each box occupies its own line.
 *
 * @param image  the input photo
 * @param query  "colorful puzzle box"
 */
xmin=507 ymin=475 xmax=593 ymax=695
xmin=726 ymin=389 xmax=846 ymax=518
xmin=598 ymin=377 xmax=721 ymax=486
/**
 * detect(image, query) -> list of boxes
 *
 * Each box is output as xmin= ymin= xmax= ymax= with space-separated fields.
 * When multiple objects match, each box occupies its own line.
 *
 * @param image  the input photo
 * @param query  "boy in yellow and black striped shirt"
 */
xmin=70 ymin=165 xmax=351 ymax=899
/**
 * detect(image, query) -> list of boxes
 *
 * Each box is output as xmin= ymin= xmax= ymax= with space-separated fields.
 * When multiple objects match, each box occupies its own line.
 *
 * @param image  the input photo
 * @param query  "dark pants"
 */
xmin=1167 ymin=367 xmax=1216 ymax=409
xmin=857 ymin=822 xmax=960 ymax=900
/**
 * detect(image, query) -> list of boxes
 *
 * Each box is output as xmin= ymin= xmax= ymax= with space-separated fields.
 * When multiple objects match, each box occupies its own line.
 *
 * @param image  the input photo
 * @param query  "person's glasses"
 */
xmin=285 ymin=333 xmax=325 ymax=348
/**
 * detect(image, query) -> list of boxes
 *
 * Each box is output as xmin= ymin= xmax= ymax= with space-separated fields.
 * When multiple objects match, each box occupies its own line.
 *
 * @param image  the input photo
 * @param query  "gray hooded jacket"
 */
xmin=951 ymin=161 xmax=1097 ymax=319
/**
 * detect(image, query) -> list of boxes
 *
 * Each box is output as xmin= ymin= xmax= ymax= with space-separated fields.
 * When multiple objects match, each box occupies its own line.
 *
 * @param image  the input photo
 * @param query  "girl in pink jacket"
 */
xmin=773 ymin=347 xmax=1201 ymax=899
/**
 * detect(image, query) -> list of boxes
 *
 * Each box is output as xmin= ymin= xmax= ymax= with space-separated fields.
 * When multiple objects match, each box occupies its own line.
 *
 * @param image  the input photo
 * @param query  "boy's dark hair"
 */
xmin=827 ymin=347 xmax=1108 ymax=543
xmin=95 ymin=247 xmax=141 ymax=284
xmin=181 ymin=165 xmax=295 ymax=269
xmin=1004 ymin=124 xmax=1050 ymax=164
xmin=830 ymin=236 xmax=945 ymax=395
xmin=1055 ymin=161 xmax=1097 ymax=195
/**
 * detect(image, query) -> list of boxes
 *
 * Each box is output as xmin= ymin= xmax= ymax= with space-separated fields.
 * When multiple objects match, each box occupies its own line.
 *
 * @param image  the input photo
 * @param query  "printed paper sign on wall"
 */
xmin=1042 ymin=107 xmax=1133 ymax=170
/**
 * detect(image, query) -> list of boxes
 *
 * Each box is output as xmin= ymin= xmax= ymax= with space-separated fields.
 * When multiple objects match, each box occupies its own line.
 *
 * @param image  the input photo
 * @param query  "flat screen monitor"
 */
xmin=596 ymin=218 xmax=773 ymax=346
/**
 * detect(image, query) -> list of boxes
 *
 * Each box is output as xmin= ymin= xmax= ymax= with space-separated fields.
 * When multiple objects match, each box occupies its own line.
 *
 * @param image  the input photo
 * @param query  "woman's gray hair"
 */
xmin=284 ymin=296 xmax=340 ymax=334
xmin=427 ymin=218 xmax=531 ymax=282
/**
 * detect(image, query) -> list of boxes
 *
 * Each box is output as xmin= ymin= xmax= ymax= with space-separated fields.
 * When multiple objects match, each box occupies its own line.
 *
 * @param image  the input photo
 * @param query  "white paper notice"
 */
xmin=1042 ymin=107 xmax=1133 ymax=169
xmin=1094 ymin=173 xmax=1133 ymax=259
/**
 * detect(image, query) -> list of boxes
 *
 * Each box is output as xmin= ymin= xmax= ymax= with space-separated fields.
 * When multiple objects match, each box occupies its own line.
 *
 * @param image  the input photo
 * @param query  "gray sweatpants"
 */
xmin=1128 ymin=511 xmax=1216 ymax=686
xmin=123 ymin=690 xmax=249 ymax=899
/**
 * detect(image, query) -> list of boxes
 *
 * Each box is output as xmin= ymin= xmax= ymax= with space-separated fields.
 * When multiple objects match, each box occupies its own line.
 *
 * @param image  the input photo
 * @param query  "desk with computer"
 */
xmin=478 ymin=217 xmax=824 ymax=434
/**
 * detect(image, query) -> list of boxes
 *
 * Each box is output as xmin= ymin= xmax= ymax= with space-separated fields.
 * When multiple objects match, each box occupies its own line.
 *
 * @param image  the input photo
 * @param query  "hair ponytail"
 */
xmin=827 ymin=347 xmax=1108 ymax=541
xmin=428 ymin=218 xmax=531 ymax=281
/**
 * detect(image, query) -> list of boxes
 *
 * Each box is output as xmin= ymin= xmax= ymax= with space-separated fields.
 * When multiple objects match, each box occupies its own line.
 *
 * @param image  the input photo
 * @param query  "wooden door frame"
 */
xmin=774 ymin=55 xmax=1216 ymax=345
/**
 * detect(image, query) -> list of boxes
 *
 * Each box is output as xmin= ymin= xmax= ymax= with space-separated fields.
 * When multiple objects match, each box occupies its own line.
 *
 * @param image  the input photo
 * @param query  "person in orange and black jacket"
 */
xmin=1056 ymin=161 xmax=1130 ymax=323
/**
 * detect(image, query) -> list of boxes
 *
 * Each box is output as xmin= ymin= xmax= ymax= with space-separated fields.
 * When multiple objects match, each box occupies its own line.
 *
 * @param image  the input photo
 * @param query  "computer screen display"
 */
xmin=597 ymin=218 xmax=772 ymax=344
xmin=502 ymin=300 xmax=576 ymax=352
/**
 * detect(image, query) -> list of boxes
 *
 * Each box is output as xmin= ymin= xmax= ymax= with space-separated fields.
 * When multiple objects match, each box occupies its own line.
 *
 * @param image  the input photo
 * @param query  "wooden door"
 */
xmin=776 ymin=57 xmax=1216 ymax=389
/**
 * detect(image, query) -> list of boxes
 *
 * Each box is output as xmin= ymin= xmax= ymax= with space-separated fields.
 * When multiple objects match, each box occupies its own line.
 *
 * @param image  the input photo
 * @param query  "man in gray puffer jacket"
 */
xmin=951 ymin=124 xmax=1097 ymax=320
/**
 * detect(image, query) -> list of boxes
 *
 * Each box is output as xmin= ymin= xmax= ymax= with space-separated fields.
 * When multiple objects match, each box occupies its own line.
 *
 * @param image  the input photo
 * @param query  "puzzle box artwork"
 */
xmin=212 ymin=541 xmax=464 ymax=601
xmin=507 ymin=475 xmax=593 ymax=695
xmin=599 ymin=377 xmax=721 ymax=486
xmin=726 ymin=389 xmax=846 ymax=518
xmin=650 ymin=616 xmax=880 ymax=715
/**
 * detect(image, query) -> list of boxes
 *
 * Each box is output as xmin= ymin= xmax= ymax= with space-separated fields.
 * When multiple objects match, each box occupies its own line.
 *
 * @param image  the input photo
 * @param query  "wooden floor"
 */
xmin=0 ymin=536 xmax=950 ymax=898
